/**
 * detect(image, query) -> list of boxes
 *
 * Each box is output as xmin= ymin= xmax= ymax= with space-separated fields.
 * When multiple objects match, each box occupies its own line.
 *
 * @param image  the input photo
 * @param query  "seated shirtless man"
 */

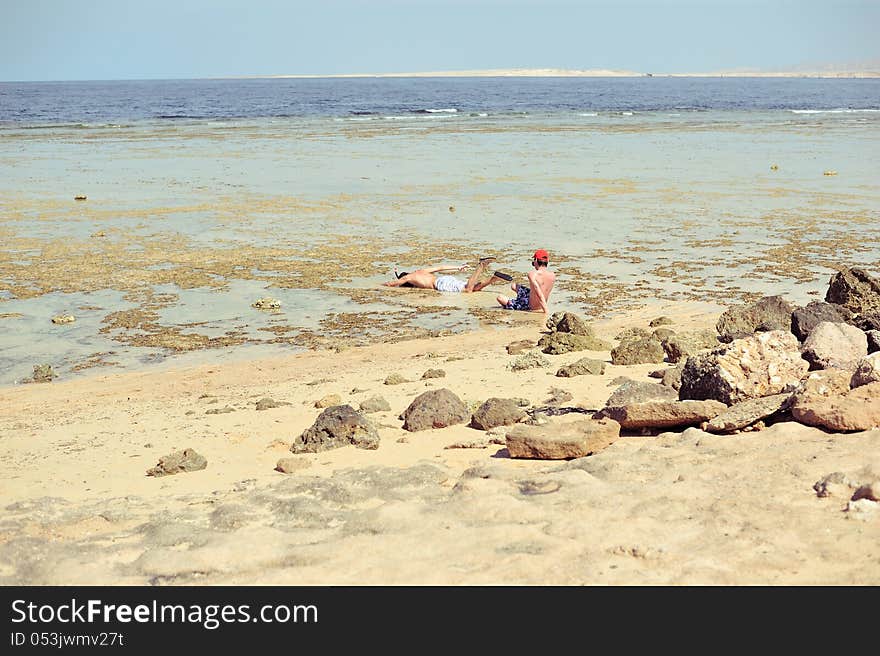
xmin=382 ymin=257 xmax=504 ymax=293
xmin=496 ymin=249 xmax=556 ymax=314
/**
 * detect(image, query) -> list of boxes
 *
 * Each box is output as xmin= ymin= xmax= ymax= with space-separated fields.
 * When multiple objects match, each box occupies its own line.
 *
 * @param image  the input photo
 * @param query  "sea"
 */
xmin=1 ymin=76 xmax=879 ymax=385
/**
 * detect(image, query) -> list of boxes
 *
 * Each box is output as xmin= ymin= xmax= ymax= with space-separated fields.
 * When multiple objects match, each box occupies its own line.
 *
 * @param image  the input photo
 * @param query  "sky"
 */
xmin=1 ymin=0 xmax=878 ymax=81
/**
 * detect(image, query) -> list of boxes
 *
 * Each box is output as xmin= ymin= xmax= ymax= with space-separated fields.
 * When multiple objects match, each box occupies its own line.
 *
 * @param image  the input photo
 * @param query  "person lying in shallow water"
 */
xmin=382 ymin=257 xmax=511 ymax=293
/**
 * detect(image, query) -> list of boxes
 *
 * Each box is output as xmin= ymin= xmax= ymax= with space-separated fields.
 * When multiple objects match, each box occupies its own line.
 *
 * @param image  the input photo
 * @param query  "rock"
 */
xmin=679 ymin=330 xmax=809 ymax=405
xmin=652 ymin=327 xmax=676 ymax=342
xmin=661 ymin=363 xmax=684 ymax=390
xmin=716 ymin=295 xmax=795 ymax=342
xmin=206 ymin=406 xmax=235 ymax=414
xmin=539 ymin=332 xmax=612 ymax=355
xmin=544 ymin=387 xmax=573 ymax=405
xmin=546 ymin=312 xmax=595 ymax=335
xmin=74 ymin=194 xmax=87 ymax=200
xmin=552 ymin=312 xmax=592 ymax=335
xmin=825 ymin=267 xmax=880 ymax=317
xmin=790 ymin=301 xmax=849 ymax=341
xmin=252 ymin=297 xmax=281 ymax=310
xmin=813 ymin=472 xmax=851 ymax=498
xmin=615 ymin=327 xmax=652 ymax=343
xmin=846 ymin=498 xmax=879 ymax=519
xmin=790 ymin=381 xmax=880 ymax=432
xmin=556 ymin=357 xmax=606 ymax=377
xmin=506 ymin=339 xmax=534 ymax=355
xmin=421 ymin=368 xmax=446 ymax=379
xmin=649 ymin=316 xmax=674 ymax=327
xmin=512 ymin=397 xmax=531 ymax=407
xmin=255 ymin=397 xmax=288 ymax=411
xmin=470 ymin=398 xmax=527 ymax=430
xmin=800 ymin=321 xmax=867 ymax=370
xmin=505 ymin=418 xmax=620 ymax=459
xmin=315 ymin=394 xmax=342 ymax=408
xmin=30 ymin=364 xmax=55 ymax=383
xmin=274 ymin=457 xmax=312 ymax=474
xmin=851 ymin=353 xmax=880 ymax=388
xmin=610 ymin=337 xmax=666 ymax=365
xmin=608 ymin=376 xmax=636 ymax=387
xmin=795 ymin=368 xmax=853 ymax=401
xmin=605 ymin=380 xmax=679 ymax=407
xmin=359 ymin=395 xmax=391 ymax=413
xmin=509 ymin=352 xmax=551 ymax=371
xmin=146 ymin=448 xmax=207 ymax=477
xmin=384 ymin=373 xmax=409 ymax=385
xmin=853 ymin=313 xmax=880 ymax=332
xmin=867 ymin=330 xmax=880 ymax=354
xmin=852 ymin=481 xmax=880 ymax=502
xmin=703 ymin=393 xmax=794 ymax=433
xmin=603 ymin=400 xmax=727 ymax=429
xmin=51 ymin=314 xmax=75 ymax=324
xmin=401 ymin=388 xmax=471 ymax=432
xmin=648 ymin=368 xmax=665 ymax=379
xmin=661 ymin=330 xmax=720 ymax=364
xmin=291 ymin=405 xmax=380 ymax=452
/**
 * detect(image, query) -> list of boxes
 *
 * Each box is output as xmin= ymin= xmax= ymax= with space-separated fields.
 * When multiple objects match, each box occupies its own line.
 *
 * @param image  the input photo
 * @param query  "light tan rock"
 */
xmin=275 ymin=457 xmax=312 ymax=474
xmin=505 ymin=418 xmax=620 ymax=459
xmin=603 ymin=400 xmax=727 ymax=429
xmin=315 ymin=394 xmax=342 ymax=408
xmin=791 ymin=381 xmax=880 ymax=431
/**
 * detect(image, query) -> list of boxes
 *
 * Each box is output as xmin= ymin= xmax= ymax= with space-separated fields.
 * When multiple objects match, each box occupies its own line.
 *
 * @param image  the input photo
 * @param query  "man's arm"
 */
xmin=528 ymin=270 xmax=549 ymax=313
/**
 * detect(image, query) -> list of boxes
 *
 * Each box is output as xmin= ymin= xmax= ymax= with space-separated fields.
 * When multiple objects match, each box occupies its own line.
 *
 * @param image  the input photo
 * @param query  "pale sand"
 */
xmin=1 ymin=300 xmax=879 ymax=585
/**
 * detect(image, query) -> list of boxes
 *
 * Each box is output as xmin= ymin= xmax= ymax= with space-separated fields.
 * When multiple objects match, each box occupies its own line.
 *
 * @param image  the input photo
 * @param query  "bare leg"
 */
xmin=496 ymin=294 xmax=510 ymax=307
xmin=463 ymin=258 xmax=496 ymax=292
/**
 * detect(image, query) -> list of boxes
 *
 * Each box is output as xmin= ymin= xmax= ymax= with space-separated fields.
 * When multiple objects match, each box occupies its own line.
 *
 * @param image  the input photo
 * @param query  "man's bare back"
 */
xmin=496 ymin=248 xmax=555 ymax=313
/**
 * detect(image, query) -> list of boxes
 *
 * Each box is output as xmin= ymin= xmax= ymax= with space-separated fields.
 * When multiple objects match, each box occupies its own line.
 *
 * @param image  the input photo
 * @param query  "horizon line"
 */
xmin=4 ymin=67 xmax=880 ymax=83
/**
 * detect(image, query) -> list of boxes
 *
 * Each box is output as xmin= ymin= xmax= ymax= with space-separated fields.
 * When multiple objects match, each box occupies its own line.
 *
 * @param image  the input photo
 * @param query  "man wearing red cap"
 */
xmin=496 ymin=249 xmax=556 ymax=313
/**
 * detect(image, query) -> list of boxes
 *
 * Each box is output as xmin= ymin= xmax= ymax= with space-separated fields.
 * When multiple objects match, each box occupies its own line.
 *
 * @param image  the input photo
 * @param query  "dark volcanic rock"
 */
xmin=470 ymin=398 xmax=527 ymax=430
xmin=401 ymin=388 xmax=471 ymax=432
xmin=825 ymin=267 xmax=880 ymax=317
xmin=867 ymin=330 xmax=880 ymax=354
xmin=790 ymin=301 xmax=848 ymax=341
xmin=716 ymin=295 xmax=795 ymax=343
xmin=292 ymin=405 xmax=380 ymax=452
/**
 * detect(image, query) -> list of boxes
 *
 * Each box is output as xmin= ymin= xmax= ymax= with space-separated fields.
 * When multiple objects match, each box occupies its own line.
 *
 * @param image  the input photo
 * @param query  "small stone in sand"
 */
xmin=51 ymin=314 xmax=75 ymax=324
xmin=146 ymin=448 xmax=207 ymax=477
xmin=275 ymin=457 xmax=312 ymax=474
xmin=315 ymin=394 xmax=342 ymax=408
xmin=422 ymin=368 xmax=446 ymax=379
xmin=384 ymin=373 xmax=409 ymax=385
xmin=255 ymin=397 xmax=289 ymax=411
xmin=509 ymin=352 xmax=550 ymax=371
xmin=206 ymin=406 xmax=235 ymax=415
xmin=74 ymin=194 xmax=87 ymax=200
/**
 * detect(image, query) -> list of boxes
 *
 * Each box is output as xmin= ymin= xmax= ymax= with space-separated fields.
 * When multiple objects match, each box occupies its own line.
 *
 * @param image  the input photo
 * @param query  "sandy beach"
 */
xmin=2 ymin=295 xmax=879 ymax=586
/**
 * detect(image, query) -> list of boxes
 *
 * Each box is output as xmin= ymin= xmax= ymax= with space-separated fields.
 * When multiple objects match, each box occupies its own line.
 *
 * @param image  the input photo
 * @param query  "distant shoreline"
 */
xmin=246 ymin=67 xmax=880 ymax=80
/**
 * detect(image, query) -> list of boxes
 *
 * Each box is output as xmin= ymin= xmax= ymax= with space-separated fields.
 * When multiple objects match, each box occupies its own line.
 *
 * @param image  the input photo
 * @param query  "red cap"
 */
xmin=533 ymin=249 xmax=549 ymax=261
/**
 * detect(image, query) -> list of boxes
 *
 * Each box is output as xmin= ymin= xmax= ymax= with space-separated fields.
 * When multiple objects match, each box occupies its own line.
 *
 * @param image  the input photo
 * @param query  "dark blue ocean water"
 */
xmin=1 ymin=77 xmax=879 ymax=125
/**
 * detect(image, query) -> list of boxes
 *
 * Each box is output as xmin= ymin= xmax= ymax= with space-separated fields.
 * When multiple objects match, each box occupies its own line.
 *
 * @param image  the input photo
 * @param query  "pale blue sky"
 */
xmin=2 ymin=0 xmax=878 ymax=81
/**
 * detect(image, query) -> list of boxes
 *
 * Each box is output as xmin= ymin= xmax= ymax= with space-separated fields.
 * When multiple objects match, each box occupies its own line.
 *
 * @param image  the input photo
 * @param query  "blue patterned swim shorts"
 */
xmin=505 ymin=284 xmax=531 ymax=311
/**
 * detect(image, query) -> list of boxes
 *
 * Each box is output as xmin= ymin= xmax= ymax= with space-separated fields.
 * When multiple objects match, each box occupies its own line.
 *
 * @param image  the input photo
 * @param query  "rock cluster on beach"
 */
xmin=277 ymin=266 xmax=880 ymax=463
